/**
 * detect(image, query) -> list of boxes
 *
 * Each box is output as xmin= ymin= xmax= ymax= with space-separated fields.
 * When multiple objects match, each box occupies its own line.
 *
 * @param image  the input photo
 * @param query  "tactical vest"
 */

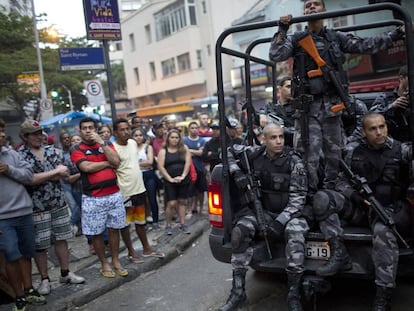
xmin=251 ymin=148 xmax=293 ymax=214
xmin=291 ymin=28 xmax=348 ymax=98
xmin=350 ymin=141 xmax=409 ymax=207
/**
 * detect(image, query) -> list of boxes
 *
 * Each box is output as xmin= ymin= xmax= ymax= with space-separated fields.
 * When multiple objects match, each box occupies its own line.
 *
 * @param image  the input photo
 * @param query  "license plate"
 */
xmin=305 ymin=241 xmax=330 ymax=260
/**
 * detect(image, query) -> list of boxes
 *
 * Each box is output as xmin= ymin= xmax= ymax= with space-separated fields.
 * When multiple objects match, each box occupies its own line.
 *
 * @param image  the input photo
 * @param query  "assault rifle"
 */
xmin=340 ymin=159 xmax=410 ymax=249
xmin=239 ymin=148 xmax=273 ymax=258
xmin=298 ymin=34 xmax=352 ymax=114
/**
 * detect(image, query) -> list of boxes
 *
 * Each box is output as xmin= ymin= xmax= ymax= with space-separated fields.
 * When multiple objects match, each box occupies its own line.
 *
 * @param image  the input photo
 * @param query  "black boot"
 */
xmin=316 ymin=237 xmax=352 ymax=276
xmin=287 ymin=273 xmax=303 ymax=311
xmin=372 ymin=286 xmax=392 ymax=311
xmin=217 ymin=268 xmax=247 ymax=311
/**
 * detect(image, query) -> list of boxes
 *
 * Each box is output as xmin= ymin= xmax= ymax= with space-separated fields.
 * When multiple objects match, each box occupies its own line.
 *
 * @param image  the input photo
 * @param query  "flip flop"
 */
xmin=142 ymin=250 xmax=165 ymax=258
xmin=99 ymin=268 xmax=116 ymax=278
xmin=127 ymin=255 xmax=145 ymax=264
xmin=113 ymin=266 xmax=129 ymax=277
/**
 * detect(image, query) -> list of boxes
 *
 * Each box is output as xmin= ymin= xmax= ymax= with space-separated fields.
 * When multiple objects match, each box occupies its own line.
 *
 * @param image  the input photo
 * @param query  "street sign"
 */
xmin=83 ymin=0 xmax=122 ymax=40
xmin=59 ymin=48 xmax=105 ymax=71
xmin=40 ymin=99 xmax=54 ymax=121
xmin=84 ymin=80 xmax=106 ymax=107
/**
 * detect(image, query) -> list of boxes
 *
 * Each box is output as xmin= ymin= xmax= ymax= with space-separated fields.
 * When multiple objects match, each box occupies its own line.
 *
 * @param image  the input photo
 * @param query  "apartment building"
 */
xmin=0 ymin=0 xmax=32 ymax=16
xmin=121 ymin=0 xmax=255 ymax=120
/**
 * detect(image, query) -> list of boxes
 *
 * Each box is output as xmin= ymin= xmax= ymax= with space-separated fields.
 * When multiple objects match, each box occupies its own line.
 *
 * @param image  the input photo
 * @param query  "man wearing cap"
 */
xmin=0 ymin=118 xmax=46 ymax=310
xmin=18 ymin=119 xmax=84 ymax=295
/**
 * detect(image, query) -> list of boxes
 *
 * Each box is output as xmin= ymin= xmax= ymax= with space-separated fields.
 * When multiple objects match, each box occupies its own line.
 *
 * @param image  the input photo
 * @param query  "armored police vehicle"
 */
xmin=208 ymin=2 xmax=414 ymax=305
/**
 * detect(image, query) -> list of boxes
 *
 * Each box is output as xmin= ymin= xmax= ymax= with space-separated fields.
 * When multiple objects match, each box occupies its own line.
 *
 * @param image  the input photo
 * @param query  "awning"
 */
xmin=136 ymin=102 xmax=193 ymax=117
xmin=188 ymin=96 xmax=235 ymax=107
xmin=349 ymin=77 xmax=398 ymax=93
xmin=41 ymin=111 xmax=112 ymax=127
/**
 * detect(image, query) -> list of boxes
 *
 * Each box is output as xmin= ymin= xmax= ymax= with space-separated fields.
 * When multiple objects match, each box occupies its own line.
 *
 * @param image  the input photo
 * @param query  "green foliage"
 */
xmin=0 ymin=11 xmax=96 ymax=119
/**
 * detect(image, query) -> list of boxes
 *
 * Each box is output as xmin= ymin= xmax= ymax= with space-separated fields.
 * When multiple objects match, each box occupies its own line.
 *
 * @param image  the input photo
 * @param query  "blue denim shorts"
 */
xmin=0 ymin=214 xmax=35 ymax=262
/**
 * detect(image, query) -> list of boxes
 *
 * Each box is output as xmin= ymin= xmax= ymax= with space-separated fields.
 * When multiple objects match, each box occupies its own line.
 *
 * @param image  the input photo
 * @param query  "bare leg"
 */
xmin=135 ymin=224 xmax=153 ymax=254
xmin=92 ymin=234 xmax=111 ymax=271
xmin=177 ymin=198 xmax=186 ymax=224
xmin=120 ymin=225 xmax=137 ymax=257
xmin=5 ymin=260 xmax=25 ymax=297
xmin=34 ymin=251 xmax=48 ymax=279
xmin=108 ymin=228 xmax=122 ymax=268
xmin=165 ymin=200 xmax=177 ymax=227
xmin=54 ymin=240 xmax=69 ymax=271
xmin=20 ymin=257 xmax=33 ymax=290
xmin=197 ymin=191 xmax=205 ymax=213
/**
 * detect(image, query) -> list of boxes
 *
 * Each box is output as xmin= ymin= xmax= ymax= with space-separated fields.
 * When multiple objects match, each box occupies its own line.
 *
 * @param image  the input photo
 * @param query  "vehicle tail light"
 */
xmin=208 ymin=181 xmax=223 ymax=228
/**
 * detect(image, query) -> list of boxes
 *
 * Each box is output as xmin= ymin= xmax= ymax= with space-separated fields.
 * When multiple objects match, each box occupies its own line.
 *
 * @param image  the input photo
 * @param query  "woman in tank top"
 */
xmin=157 ymin=129 xmax=192 ymax=235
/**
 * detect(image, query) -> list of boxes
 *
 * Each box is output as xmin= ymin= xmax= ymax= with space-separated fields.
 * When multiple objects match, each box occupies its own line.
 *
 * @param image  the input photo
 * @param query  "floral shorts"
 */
xmin=82 ymin=191 xmax=126 ymax=235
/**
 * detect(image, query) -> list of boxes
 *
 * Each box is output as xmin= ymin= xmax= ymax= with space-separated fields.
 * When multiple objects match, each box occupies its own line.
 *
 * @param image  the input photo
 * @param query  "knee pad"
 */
xmin=312 ymin=190 xmax=331 ymax=220
xmin=231 ymin=225 xmax=251 ymax=254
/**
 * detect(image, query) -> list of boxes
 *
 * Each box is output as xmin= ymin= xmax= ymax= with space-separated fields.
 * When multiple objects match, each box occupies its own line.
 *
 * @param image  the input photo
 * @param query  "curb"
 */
xmin=29 ymin=218 xmax=210 ymax=311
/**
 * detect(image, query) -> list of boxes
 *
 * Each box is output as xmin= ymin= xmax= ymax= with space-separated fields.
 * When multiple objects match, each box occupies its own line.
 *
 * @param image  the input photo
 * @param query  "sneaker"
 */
xmin=146 ymin=216 xmax=153 ymax=223
xmin=26 ymin=288 xmax=46 ymax=304
xmin=59 ymin=271 xmax=85 ymax=284
xmin=13 ymin=297 xmax=27 ymax=311
xmin=152 ymin=223 xmax=161 ymax=231
xmin=165 ymin=225 xmax=173 ymax=235
xmin=37 ymin=279 xmax=51 ymax=295
xmin=179 ymin=224 xmax=191 ymax=234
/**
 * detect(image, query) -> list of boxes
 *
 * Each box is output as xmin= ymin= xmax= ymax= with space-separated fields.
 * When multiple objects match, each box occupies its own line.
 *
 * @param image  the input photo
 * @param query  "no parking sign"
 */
xmin=84 ymin=80 xmax=106 ymax=107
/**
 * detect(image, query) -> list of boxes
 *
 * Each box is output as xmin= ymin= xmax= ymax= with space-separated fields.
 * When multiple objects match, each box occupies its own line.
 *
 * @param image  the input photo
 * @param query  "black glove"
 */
xmin=233 ymin=170 xmax=249 ymax=189
xmin=389 ymin=26 xmax=404 ymax=41
xmin=350 ymin=192 xmax=365 ymax=207
xmin=267 ymin=220 xmax=284 ymax=239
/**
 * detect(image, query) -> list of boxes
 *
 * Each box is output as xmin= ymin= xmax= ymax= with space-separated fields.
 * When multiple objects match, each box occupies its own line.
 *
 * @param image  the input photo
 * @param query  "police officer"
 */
xmin=218 ymin=123 xmax=308 ymax=311
xmin=313 ymin=112 xmax=412 ymax=310
xmin=269 ymin=0 xmax=406 ymax=195
xmin=259 ymin=76 xmax=296 ymax=147
xmin=370 ymin=65 xmax=410 ymax=142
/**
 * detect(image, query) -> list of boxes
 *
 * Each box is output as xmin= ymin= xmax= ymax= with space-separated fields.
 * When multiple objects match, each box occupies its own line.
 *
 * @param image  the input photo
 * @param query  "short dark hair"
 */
xmin=304 ymin=0 xmax=325 ymax=9
xmin=113 ymin=118 xmax=129 ymax=131
xmin=277 ymin=76 xmax=291 ymax=87
xmin=188 ymin=121 xmax=199 ymax=128
xmin=79 ymin=117 xmax=97 ymax=129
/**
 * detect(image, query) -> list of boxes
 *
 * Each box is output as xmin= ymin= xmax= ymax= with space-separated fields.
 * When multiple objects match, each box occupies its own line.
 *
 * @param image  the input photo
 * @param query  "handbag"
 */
xmin=189 ymin=160 xmax=197 ymax=183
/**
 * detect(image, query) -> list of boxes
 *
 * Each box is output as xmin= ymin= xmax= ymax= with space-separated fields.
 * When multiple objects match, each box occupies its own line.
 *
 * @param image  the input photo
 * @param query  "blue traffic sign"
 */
xmin=59 ymin=48 xmax=105 ymax=71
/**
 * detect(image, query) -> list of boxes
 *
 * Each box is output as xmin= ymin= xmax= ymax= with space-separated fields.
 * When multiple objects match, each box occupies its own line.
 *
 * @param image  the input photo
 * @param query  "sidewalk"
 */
xmin=0 ymin=213 xmax=210 ymax=311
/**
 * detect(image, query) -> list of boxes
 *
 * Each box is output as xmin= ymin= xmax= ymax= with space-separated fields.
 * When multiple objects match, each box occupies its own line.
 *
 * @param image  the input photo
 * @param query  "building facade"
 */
xmin=121 ymin=0 xmax=255 ymax=120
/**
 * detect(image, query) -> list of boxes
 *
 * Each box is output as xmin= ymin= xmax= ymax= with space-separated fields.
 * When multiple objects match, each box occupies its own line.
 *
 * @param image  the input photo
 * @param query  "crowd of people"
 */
xmin=0 ymin=111 xmax=227 ymax=311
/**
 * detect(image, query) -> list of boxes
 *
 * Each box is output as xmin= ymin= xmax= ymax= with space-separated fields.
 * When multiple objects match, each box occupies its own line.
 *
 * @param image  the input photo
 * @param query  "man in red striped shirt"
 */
xmin=71 ymin=117 xmax=128 ymax=278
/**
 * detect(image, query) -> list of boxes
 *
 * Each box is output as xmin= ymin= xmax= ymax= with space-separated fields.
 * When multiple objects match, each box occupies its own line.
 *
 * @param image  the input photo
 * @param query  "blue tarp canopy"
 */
xmin=41 ymin=111 xmax=112 ymax=128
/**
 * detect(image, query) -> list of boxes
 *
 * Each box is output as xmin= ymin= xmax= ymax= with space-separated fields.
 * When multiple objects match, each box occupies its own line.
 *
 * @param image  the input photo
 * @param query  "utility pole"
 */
xmin=61 ymin=84 xmax=73 ymax=111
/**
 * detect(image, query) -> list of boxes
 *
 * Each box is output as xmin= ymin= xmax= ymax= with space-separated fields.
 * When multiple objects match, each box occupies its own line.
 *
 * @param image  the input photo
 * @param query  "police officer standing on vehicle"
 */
xmin=259 ymin=76 xmax=296 ymax=147
xmin=313 ymin=112 xmax=412 ymax=310
xmin=269 ymin=0 xmax=406 ymax=196
xmin=217 ymin=123 xmax=308 ymax=311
